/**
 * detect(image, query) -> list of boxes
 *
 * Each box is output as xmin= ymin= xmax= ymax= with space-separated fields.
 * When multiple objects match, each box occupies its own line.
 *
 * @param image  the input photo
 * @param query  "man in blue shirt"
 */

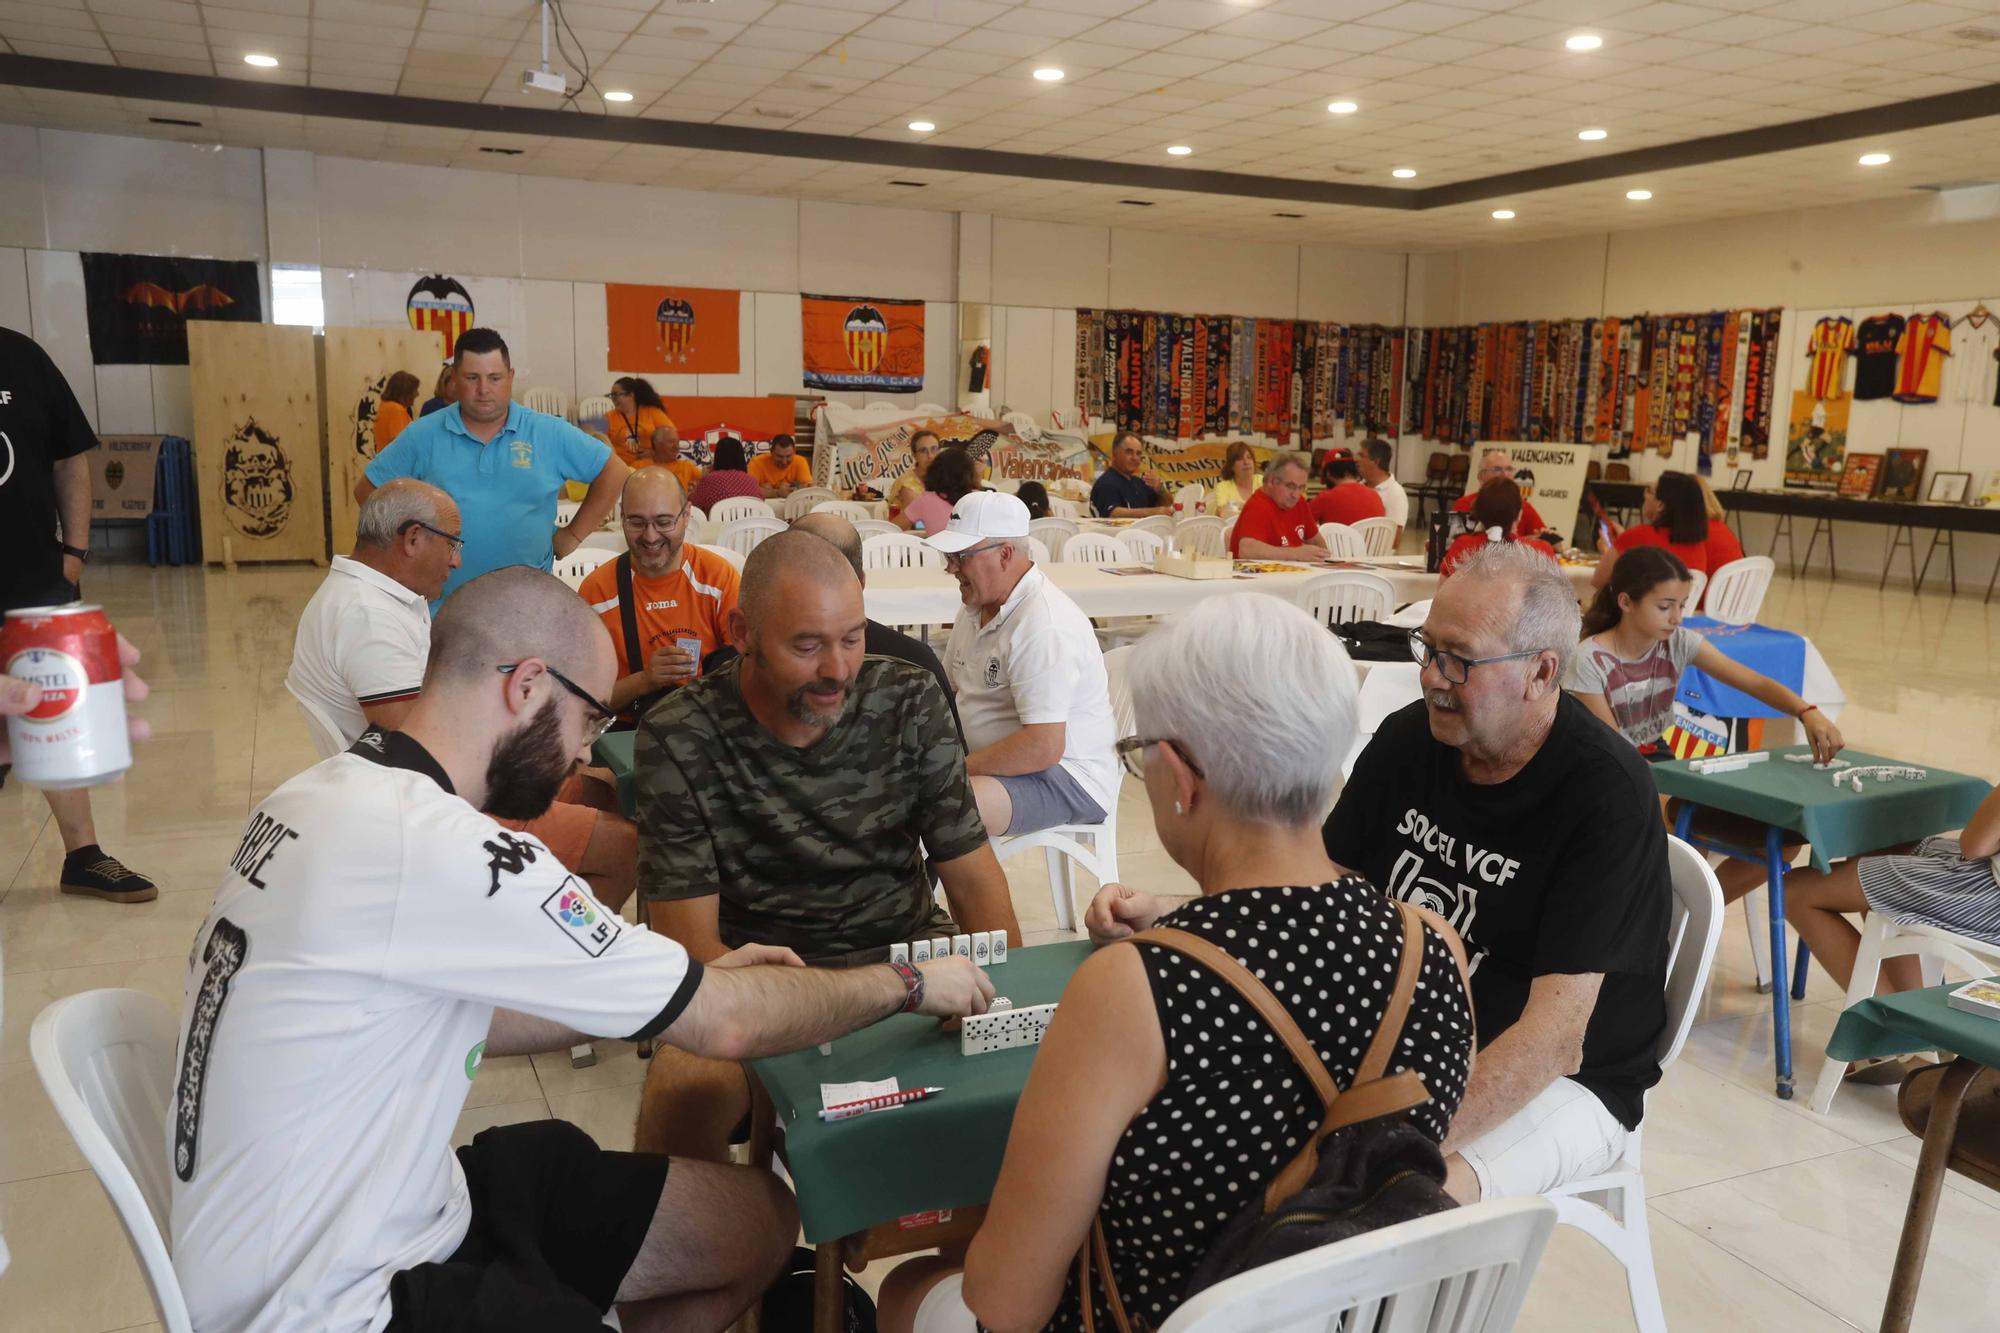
xmin=358 ymin=329 xmax=628 ymax=601
xmin=1089 ymin=432 xmax=1171 ymax=518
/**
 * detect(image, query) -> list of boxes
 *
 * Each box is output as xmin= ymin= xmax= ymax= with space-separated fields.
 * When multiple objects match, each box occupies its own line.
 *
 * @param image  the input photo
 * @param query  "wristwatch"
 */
xmin=59 ymin=542 xmax=88 ymax=564
xmin=886 ymin=958 xmax=925 ymax=1014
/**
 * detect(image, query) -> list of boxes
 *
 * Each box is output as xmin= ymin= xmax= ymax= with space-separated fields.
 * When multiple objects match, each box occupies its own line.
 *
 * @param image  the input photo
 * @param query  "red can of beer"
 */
xmin=1 ymin=604 xmax=132 ymax=789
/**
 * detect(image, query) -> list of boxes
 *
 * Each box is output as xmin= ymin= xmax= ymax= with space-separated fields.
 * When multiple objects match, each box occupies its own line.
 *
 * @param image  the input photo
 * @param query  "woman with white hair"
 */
xmin=878 ymin=595 xmax=1476 ymax=1333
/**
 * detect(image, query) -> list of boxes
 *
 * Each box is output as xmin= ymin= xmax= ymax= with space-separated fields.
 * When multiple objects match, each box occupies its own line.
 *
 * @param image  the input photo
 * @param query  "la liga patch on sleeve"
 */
xmin=542 ymin=877 xmax=621 ymax=957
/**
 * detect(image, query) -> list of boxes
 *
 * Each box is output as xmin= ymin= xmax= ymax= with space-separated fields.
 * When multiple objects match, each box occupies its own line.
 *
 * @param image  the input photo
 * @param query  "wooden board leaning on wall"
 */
xmin=323 ymin=326 xmax=447 ymax=553
xmin=188 ymin=322 xmax=325 ymax=565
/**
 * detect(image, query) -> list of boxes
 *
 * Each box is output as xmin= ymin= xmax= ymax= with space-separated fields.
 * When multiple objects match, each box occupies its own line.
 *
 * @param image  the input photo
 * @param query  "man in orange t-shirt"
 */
xmin=577 ymin=468 xmax=741 ymax=719
xmin=649 ymin=424 xmax=703 ymax=494
xmin=746 ymin=434 xmax=812 ymax=498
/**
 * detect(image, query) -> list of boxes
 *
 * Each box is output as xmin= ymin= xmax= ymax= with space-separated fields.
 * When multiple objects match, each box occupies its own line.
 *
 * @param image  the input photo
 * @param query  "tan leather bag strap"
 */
xmin=1078 ymin=1217 xmax=1138 ymax=1333
xmin=1356 ymin=905 xmax=1426 ymax=1083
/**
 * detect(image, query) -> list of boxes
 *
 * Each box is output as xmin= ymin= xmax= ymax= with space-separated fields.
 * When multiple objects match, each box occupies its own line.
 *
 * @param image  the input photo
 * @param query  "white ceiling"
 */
xmin=7 ymin=0 xmax=2000 ymax=248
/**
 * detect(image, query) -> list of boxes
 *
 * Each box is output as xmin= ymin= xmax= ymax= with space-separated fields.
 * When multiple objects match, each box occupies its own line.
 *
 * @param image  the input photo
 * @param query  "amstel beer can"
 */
xmin=1 ymin=604 xmax=131 ymax=789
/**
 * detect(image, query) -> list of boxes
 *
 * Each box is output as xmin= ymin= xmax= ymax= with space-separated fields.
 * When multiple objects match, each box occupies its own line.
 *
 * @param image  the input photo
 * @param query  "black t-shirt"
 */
xmin=0 ymin=326 xmax=97 ymax=607
xmin=1323 ymin=692 xmax=1669 ymax=1129
xmin=1852 ymin=314 xmax=1906 ymax=401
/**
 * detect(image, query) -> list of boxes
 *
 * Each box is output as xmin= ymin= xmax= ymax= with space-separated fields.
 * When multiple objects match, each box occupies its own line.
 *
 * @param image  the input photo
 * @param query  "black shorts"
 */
xmin=0 ymin=576 xmax=80 ymax=614
xmin=385 ymin=1120 xmax=669 ymax=1333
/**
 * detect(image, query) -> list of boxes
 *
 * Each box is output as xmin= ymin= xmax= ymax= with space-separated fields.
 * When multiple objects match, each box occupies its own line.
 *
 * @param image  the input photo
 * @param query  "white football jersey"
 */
xmin=169 ymin=730 xmax=701 ymax=1333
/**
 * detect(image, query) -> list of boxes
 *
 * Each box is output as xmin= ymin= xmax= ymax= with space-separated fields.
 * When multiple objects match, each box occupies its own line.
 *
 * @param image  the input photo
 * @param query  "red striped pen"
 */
xmin=818 ymin=1087 xmax=944 ymax=1121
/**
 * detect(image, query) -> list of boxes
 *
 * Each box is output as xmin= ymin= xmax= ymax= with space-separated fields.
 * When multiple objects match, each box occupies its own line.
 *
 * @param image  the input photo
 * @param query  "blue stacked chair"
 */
xmin=145 ymin=436 xmax=202 ymax=566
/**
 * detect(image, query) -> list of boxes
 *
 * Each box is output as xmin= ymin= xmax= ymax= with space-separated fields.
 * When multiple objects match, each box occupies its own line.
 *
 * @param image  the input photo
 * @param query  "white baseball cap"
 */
xmin=924 ymin=490 xmax=1032 ymax=554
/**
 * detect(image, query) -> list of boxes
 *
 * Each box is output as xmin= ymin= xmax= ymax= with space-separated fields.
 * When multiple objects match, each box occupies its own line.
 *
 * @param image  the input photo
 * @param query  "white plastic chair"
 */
xmin=1351 ymin=515 xmax=1400 ymax=556
xmin=1344 ymin=663 xmax=1422 ymax=779
xmin=812 ymin=500 xmax=874 ymax=521
xmin=715 ymin=516 xmax=786 ymax=560
xmin=31 ymin=989 xmax=194 ymax=1333
xmin=1174 ymin=482 xmax=1207 ymax=513
xmin=1703 ymin=556 xmax=1774 ymax=624
xmin=1025 ymin=535 xmax=1052 ymax=565
xmin=691 ymin=542 xmax=744 ymax=572
xmin=1049 ymin=496 xmax=1083 ymax=519
xmin=1318 ymin=522 xmax=1364 ymax=559
xmin=555 ymin=498 xmax=582 ymax=527
xmin=1128 ymin=514 xmax=1175 ymax=538
xmin=854 ymin=518 xmax=900 ymax=538
xmin=554 ymin=547 xmax=617 ymax=589
xmin=862 ymin=532 xmax=947 ymax=571
xmin=993 ymin=645 xmax=1133 ymax=931
xmin=1117 ymin=529 xmax=1167 ymax=562
xmin=575 ymin=393 xmax=615 ymax=425
xmin=782 ymin=487 xmax=838 ymax=521
xmin=287 ymin=683 xmax=350 ymax=762
xmin=1544 ymin=835 xmax=1722 ymax=1333
xmin=1294 ymin=572 xmax=1397 ymax=629
xmin=521 ymin=385 xmax=573 ymax=420
xmin=1174 ymin=515 xmax=1227 ymax=558
xmin=709 ymin=496 xmax=775 ymax=525
xmin=1159 ymin=1198 xmax=1557 ymax=1333
xmin=1809 ymin=918 xmax=2000 ymax=1114
xmin=1063 ymin=532 xmax=1130 ymax=565
xmin=578 ymin=530 xmax=627 ymax=554
xmin=1683 ymin=567 xmax=1708 ymax=614
xmin=1029 ymin=516 xmax=1079 ymax=558
xmin=686 ymin=503 xmax=707 ymax=532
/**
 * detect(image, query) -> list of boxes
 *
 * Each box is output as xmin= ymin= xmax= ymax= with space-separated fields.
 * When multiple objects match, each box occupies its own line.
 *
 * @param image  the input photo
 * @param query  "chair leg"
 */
xmin=1808 ymin=916 xmax=1893 ymax=1114
xmin=1743 ymin=886 xmax=1773 ymax=993
xmin=1619 ymin=1183 xmax=1668 ymax=1333
xmin=1044 ymin=846 xmax=1076 ymax=932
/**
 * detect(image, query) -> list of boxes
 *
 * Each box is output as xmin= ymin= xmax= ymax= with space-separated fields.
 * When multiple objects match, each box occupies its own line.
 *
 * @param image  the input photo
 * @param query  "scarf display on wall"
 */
xmin=1074 ymin=309 xmax=1404 ymax=445
xmin=1403 ymin=310 xmax=1783 ymax=466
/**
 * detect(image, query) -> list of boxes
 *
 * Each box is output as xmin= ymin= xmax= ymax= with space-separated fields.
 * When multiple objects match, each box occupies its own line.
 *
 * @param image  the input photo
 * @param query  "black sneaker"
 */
xmin=59 ymin=846 xmax=159 ymax=903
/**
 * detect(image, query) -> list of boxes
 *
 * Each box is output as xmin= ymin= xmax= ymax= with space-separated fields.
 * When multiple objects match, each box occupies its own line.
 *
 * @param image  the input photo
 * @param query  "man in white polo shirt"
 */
xmin=172 ymin=567 xmax=994 ymax=1333
xmin=926 ymin=491 xmax=1118 ymax=837
xmin=287 ymin=480 xmax=460 ymax=742
xmin=1357 ymin=436 xmax=1409 ymax=539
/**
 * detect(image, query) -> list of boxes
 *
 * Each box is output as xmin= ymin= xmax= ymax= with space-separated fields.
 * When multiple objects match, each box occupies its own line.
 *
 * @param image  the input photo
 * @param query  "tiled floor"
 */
xmin=4 ymin=558 xmax=2000 ymax=1331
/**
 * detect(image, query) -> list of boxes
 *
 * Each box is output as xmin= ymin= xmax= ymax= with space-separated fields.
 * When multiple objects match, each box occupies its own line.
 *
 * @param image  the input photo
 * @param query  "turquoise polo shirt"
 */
xmin=365 ymin=401 xmax=613 ymax=602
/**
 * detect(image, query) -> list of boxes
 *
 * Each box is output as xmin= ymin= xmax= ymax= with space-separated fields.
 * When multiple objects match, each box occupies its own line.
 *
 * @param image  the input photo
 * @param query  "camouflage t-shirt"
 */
xmin=634 ymin=655 xmax=988 ymax=958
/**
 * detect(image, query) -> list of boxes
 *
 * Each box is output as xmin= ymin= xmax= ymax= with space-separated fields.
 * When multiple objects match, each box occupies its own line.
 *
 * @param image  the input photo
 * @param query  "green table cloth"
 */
xmin=1650 ymin=746 xmax=1990 ymax=871
xmin=1826 ymin=984 xmax=2000 ymax=1067
xmin=594 ymin=729 xmax=639 ymax=818
xmin=753 ymin=940 xmax=1092 ymax=1244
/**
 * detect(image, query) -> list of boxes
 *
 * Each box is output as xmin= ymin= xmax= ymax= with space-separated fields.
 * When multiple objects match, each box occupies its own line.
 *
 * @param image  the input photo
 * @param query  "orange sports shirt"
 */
xmin=577 ymin=545 xmax=741 ymax=691
xmin=747 ymin=452 xmax=813 ymax=490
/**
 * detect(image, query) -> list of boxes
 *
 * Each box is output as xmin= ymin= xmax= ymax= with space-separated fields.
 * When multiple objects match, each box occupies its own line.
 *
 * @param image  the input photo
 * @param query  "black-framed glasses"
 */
xmin=404 ymin=519 xmax=464 ymax=553
xmin=1407 ymin=630 xmax=1546 ymax=686
xmin=623 ymin=508 xmax=689 ymax=533
xmin=497 ymin=663 xmax=617 ymax=741
xmin=1116 ymin=735 xmax=1206 ymax=780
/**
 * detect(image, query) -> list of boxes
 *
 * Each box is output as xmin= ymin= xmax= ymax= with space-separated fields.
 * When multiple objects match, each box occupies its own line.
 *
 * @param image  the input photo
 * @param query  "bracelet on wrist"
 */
xmin=886 ymin=958 xmax=924 ymax=1014
xmin=1797 ymin=703 xmax=1819 ymax=720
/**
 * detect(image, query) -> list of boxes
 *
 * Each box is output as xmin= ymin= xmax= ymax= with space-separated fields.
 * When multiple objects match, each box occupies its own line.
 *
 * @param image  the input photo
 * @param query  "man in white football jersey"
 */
xmin=169 ymin=566 xmax=994 ymax=1333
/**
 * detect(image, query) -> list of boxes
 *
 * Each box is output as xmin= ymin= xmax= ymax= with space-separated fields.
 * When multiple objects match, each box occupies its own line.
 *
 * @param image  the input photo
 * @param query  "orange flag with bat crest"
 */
xmin=606 ymin=284 xmax=741 ymax=375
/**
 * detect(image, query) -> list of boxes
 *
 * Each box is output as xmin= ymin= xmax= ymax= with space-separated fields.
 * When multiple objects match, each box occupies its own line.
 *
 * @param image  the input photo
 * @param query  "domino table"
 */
xmin=747 ymin=939 xmax=1091 ymax=1333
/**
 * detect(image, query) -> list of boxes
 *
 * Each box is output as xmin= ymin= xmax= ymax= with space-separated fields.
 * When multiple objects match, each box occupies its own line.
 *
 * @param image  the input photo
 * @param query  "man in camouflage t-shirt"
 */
xmin=633 ymin=531 xmax=1019 ymax=1160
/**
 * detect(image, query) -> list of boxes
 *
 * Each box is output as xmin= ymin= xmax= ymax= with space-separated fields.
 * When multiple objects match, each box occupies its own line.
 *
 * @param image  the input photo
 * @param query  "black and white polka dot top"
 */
xmin=1048 ymin=880 xmax=1475 ymax=1333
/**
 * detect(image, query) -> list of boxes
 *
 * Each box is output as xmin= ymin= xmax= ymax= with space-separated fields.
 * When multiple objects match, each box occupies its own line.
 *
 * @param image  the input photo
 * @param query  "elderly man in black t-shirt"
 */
xmin=1324 ymin=541 xmax=1668 ymax=1203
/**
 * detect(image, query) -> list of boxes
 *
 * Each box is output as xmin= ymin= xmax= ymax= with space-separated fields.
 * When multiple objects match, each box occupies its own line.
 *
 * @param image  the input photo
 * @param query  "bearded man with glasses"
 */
xmin=1322 ymin=541 xmax=1670 ymax=1210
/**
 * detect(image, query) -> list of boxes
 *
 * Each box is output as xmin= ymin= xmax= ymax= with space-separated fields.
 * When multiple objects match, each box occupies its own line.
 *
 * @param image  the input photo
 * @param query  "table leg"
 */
xmin=1765 ymin=825 xmax=1794 ymax=1100
xmin=747 ymin=1078 xmax=776 ymax=1171
xmin=815 ymin=1243 xmax=845 ymax=1333
xmin=1879 ymin=1058 xmax=1979 ymax=1333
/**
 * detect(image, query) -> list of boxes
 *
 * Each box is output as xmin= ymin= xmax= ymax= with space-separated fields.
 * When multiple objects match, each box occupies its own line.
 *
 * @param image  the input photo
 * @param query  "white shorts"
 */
xmin=1456 ymin=1078 xmax=1630 ymax=1199
xmin=911 ymin=1273 xmax=979 ymax=1333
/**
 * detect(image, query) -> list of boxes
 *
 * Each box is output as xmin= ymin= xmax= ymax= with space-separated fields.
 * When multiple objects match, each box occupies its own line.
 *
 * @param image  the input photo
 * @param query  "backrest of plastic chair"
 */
xmin=1025 ymin=535 xmax=1052 ymax=565
xmin=691 ymin=542 xmax=744 ymax=572
xmin=1118 ymin=529 xmax=1166 ymax=562
xmin=521 ymin=385 xmax=573 ymax=420
xmin=1684 ymin=567 xmax=1708 ymax=613
xmin=1351 ymin=516 xmax=1400 ymax=556
xmin=287 ymin=683 xmax=350 ymax=762
xmin=717 ymin=517 xmax=786 ymax=558
xmin=814 ymin=500 xmax=873 ymax=521
xmin=1101 ymin=644 xmax=1139 ymax=737
xmin=1029 ymin=517 xmax=1078 ymax=557
xmin=861 ymin=532 xmax=946 ymax=571
xmin=1050 ymin=497 xmax=1083 ymax=519
xmin=555 ymin=499 xmax=582 ymax=527
xmin=31 ymin=989 xmax=194 ymax=1332
xmin=554 ymin=547 xmax=617 ymax=588
xmin=710 ymin=496 xmax=774 ymax=525
xmin=1660 ymin=835 xmax=1724 ymax=1071
xmin=854 ymin=519 xmax=900 ymax=538
xmin=1175 ymin=516 xmax=1227 ymax=558
xmin=1703 ymin=556 xmax=1773 ymax=625
xmin=1294 ymin=572 xmax=1396 ymax=629
xmin=1159 ymin=1197 xmax=1556 ymax=1333
xmin=1175 ymin=482 xmax=1207 ymax=511
xmin=1064 ymin=533 xmax=1128 ymax=565
xmin=578 ymin=530 xmax=627 ymax=553
xmin=782 ymin=487 xmax=836 ymax=520
xmin=1319 ymin=523 xmax=1364 ymax=559
xmin=575 ymin=394 xmax=615 ymax=425
xmin=1129 ymin=514 xmax=1174 ymax=536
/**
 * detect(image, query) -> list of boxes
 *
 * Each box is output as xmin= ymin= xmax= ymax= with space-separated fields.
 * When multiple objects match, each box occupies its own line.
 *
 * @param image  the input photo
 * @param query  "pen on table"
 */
xmin=818 ymin=1086 xmax=945 ymax=1121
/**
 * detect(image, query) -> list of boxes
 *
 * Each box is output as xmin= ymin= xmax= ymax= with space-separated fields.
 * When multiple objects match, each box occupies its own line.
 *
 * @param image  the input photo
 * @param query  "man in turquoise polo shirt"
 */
xmin=358 ymin=328 xmax=628 ymax=602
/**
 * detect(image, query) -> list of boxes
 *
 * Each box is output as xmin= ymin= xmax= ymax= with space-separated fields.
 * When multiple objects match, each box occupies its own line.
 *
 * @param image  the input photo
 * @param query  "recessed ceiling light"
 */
xmin=1859 ymin=151 xmax=1892 ymax=166
xmin=1626 ymin=188 xmax=1652 ymax=200
xmin=1392 ymin=167 xmax=1417 ymax=179
xmin=909 ymin=120 xmax=935 ymax=132
xmin=1578 ymin=128 xmax=1607 ymax=141
xmin=1032 ymin=67 xmax=1064 ymax=81
xmin=1492 ymin=209 xmax=1515 ymax=220
xmin=1167 ymin=144 xmax=1192 ymax=156
xmin=1327 ymin=100 xmax=1357 ymax=115
xmin=244 ymin=53 xmax=279 ymax=67
xmin=605 ymin=90 xmax=633 ymax=102
xmin=1565 ymin=34 xmax=1602 ymax=51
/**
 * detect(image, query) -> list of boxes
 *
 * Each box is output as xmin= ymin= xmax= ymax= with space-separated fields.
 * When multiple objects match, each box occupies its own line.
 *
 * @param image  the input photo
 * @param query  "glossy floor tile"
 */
xmin=3 ymin=558 xmax=1999 ymax=1330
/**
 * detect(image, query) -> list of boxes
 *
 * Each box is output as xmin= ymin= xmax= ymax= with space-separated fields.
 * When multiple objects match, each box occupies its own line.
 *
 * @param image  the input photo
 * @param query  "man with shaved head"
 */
xmin=649 ymin=423 xmax=702 ymax=493
xmin=577 ymin=466 xmax=740 ymax=720
xmin=632 ymin=530 xmax=1019 ymax=1159
xmin=174 ymin=566 xmax=999 ymax=1333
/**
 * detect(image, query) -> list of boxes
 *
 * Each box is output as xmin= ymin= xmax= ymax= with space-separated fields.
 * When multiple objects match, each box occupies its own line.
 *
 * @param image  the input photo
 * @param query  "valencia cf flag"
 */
xmin=605 ymin=283 xmax=741 ymax=374
xmin=405 ymin=275 xmax=476 ymax=357
xmin=81 ymin=252 xmax=262 ymax=365
xmin=802 ymin=294 xmax=924 ymax=393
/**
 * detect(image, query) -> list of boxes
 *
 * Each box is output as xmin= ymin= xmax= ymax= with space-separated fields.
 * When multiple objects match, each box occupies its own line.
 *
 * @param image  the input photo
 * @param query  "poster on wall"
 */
xmin=605 ymin=284 xmax=740 ymax=374
xmin=802 ymin=294 xmax=924 ymax=393
xmin=661 ymin=396 xmax=795 ymax=468
xmin=1458 ymin=443 xmax=1592 ymax=543
xmin=1783 ymin=391 xmax=1848 ymax=491
xmin=1082 ymin=436 xmax=1281 ymax=489
xmin=80 ymin=252 xmax=262 ymax=365
xmin=815 ymin=404 xmax=1050 ymax=492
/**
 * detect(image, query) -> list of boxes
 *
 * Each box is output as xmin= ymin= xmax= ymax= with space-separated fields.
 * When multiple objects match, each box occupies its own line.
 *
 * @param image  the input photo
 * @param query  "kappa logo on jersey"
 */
xmin=483 ymin=831 xmax=538 ymax=897
xmin=542 ymin=877 xmax=620 ymax=957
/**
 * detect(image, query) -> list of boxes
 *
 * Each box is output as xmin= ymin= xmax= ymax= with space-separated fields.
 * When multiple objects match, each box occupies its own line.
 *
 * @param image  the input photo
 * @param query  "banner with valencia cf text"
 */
xmin=802 ymin=294 xmax=924 ymax=393
xmin=605 ymin=283 xmax=741 ymax=375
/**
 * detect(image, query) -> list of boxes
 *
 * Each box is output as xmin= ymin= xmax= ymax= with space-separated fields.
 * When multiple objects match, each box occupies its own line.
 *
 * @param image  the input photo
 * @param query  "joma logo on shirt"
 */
xmin=644 ymin=599 xmax=679 ymax=611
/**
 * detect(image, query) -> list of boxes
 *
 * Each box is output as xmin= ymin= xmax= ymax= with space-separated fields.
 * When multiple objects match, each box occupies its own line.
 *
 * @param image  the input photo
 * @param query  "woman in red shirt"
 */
xmin=1440 ymin=478 xmax=1557 ymax=578
xmin=687 ymin=436 xmax=767 ymax=513
xmin=1593 ymin=470 xmax=1712 ymax=588
xmin=1695 ymin=474 xmax=1745 ymax=571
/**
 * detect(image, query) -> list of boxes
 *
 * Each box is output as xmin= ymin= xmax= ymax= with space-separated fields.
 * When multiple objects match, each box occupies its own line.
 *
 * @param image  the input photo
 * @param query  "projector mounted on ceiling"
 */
xmin=521 ymin=1 xmax=570 ymax=97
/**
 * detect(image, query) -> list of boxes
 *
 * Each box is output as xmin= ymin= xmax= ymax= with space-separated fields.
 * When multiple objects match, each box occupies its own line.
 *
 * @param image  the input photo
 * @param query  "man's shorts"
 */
xmin=997 ymin=765 xmax=1106 ymax=836
xmin=386 ymin=1120 xmax=666 ymax=1333
xmin=1455 ymin=1078 xmax=1629 ymax=1200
